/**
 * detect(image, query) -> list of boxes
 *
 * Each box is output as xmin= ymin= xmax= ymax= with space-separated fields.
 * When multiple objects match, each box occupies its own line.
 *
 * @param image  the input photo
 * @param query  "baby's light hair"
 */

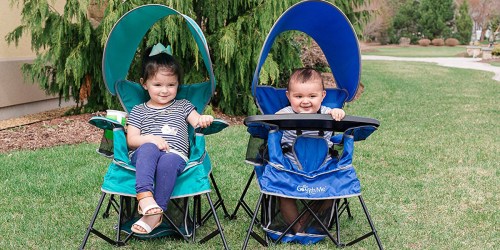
xmin=287 ymin=68 xmax=324 ymax=90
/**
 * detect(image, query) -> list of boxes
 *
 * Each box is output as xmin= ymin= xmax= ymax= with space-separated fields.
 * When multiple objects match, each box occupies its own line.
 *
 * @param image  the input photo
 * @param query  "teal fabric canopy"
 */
xmin=102 ymin=4 xmax=215 ymax=97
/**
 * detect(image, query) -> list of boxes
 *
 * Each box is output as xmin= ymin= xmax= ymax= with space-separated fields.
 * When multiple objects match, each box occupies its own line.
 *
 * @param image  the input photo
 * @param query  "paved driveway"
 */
xmin=362 ymin=55 xmax=500 ymax=82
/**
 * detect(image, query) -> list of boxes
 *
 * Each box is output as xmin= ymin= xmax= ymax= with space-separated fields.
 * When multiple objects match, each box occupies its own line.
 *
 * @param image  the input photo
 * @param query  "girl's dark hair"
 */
xmin=141 ymin=46 xmax=183 ymax=83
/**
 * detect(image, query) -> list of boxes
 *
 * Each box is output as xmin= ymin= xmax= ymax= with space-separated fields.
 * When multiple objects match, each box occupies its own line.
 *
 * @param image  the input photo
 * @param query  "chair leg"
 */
xmin=335 ymin=196 xmax=383 ymax=249
xmin=162 ymin=199 xmax=192 ymax=242
xmin=105 ymin=192 xmax=228 ymax=248
xmin=242 ymin=193 xmax=267 ymax=250
xmin=198 ymin=173 xmax=231 ymax=226
xmin=80 ymin=192 xmax=128 ymax=249
xmin=80 ymin=192 xmax=106 ymax=249
xmin=115 ymin=196 xmax=124 ymax=242
xmin=209 ymin=173 xmax=231 ymax=218
xmin=230 ymin=170 xmax=256 ymax=220
xmin=346 ymin=196 xmax=383 ymax=249
xmin=334 ymin=199 xmax=343 ymax=246
xmin=196 ymin=193 xmax=229 ymax=249
xmin=290 ymin=199 xmax=340 ymax=246
xmin=329 ymin=198 xmax=352 ymax=230
xmin=102 ymin=194 xmax=115 ymax=219
xmin=336 ymin=198 xmax=352 ymax=219
xmin=343 ymin=198 xmax=353 ymax=219
xmin=208 ymin=193 xmax=229 ymax=249
xmin=116 ymin=196 xmax=134 ymax=245
xmin=192 ymin=196 xmax=198 ymax=243
xmin=273 ymin=201 xmax=309 ymax=243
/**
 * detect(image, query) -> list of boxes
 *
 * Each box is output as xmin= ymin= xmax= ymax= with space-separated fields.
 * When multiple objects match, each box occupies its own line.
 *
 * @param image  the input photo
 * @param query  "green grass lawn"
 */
xmin=1 ymin=61 xmax=498 ymax=249
xmin=362 ymin=45 xmax=467 ymax=57
xmin=488 ymin=61 xmax=500 ymax=67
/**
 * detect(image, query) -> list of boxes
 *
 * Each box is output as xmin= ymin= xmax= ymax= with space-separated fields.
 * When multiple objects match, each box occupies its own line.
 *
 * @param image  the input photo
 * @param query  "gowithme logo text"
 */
xmin=296 ymin=185 xmax=326 ymax=194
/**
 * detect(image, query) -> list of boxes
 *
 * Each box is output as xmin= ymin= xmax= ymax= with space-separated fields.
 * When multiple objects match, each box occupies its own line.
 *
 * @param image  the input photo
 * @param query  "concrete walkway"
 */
xmin=362 ymin=55 xmax=500 ymax=82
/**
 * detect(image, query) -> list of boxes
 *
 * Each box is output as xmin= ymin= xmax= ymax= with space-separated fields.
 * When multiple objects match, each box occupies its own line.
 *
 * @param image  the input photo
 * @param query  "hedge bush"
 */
xmin=492 ymin=45 xmax=500 ymax=56
xmin=432 ymin=38 xmax=445 ymax=46
xmin=445 ymin=38 xmax=459 ymax=46
xmin=418 ymin=39 xmax=431 ymax=46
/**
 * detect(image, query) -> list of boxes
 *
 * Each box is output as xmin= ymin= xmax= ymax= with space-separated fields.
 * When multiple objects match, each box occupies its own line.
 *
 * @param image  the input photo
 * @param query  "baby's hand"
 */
xmin=330 ymin=108 xmax=345 ymax=121
xmin=197 ymin=115 xmax=214 ymax=128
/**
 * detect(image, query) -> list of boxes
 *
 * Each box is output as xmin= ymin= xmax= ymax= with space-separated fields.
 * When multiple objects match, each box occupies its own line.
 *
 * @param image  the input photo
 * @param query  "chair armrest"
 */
xmin=89 ymin=116 xmax=125 ymax=130
xmin=330 ymin=134 xmax=343 ymax=144
xmin=344 ymin=125 xmax=378 ymax=141
xmin=195 ymin=119 xmax=229 ymax=135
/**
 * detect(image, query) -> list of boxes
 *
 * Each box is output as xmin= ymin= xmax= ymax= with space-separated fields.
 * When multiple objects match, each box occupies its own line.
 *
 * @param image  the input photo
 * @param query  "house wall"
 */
xmin=0 ymin=1 xmax=75 ymax=120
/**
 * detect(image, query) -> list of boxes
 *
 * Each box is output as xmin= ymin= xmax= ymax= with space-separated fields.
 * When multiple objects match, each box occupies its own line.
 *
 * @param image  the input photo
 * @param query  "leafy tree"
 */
xmin=469 ymin=0 xmax=500 ymax=42
xmin=455 ymin=1 xmax=473 ymax=45
xmin=6 ymin=0 xmax=368 ymax=115
xmin=418 ymin=0 xmax=454 ymax=39
xmin=5 ymin=0 xmax=109 ymax=113
xmin=388 ymin=0 xmax=421 ymax=43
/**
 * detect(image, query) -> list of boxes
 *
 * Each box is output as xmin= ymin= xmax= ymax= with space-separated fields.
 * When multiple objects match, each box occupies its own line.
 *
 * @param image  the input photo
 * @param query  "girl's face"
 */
xmin=141 ymin=68 xmax=178 ymax=108
xmin=286 ymin=79 xmax=326 ymax=113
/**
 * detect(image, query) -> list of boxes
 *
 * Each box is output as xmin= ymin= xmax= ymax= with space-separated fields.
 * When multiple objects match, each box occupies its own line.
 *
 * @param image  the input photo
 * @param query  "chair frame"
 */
xmin=238 ymin=115 xmax=383 ymax=249
xmin=81 ymin=3 xmax=229 ymax=248
xmin=80 ymin=189 xmax=229 ymax=249
xmin=238 ymin=178 xmax=384 ymax=249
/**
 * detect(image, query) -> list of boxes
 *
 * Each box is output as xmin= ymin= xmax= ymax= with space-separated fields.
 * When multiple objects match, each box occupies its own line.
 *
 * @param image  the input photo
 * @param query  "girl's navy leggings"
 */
xmin=131 ymin=143 xmax=186 ymax=211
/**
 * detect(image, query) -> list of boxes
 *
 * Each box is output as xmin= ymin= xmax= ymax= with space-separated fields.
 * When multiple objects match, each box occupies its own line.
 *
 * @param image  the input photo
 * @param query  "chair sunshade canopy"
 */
xmin=252 ymin=0 xmax=360 ymax=112
xmin=102 ymin=4 xmax=215 ymax=98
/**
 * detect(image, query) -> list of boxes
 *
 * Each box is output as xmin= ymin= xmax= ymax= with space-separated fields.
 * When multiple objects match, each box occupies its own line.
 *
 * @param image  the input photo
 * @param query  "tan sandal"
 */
xmin=136 ymin=191 xmax=163 ymax=216
xmin=131 ymin=216 xmax=162 ymax=234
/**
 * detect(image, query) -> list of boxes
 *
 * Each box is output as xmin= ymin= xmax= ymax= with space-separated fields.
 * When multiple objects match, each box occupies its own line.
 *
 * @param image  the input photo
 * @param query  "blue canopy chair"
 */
xmin=231 ymin=1 xmax=383 ymax=248
xmin=80 ymin=4 xmax=229 ymax=249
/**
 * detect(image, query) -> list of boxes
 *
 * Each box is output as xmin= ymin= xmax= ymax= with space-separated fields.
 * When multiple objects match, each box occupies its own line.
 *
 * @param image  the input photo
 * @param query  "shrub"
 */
xmin=445 ymin=38 xmax=459 ymax=46
xmin=432 ymin=38 xmax=445 ymax=46
xmin=492 ymin=45 xmax=500 ymax=56
xmin=418 ymin=39 xmax=431 ymax=46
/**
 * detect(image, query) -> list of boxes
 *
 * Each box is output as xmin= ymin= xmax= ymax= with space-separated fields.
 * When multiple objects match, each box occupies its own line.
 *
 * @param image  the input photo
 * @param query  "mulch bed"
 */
xmin=0 ymin=109 xmax=244 ymax=154
xmin=0 ymin=113 xmax=102 ymax=154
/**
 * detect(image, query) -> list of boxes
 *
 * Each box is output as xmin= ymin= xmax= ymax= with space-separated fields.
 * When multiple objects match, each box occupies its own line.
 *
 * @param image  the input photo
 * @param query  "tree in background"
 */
xmin=388 ymin=0 xmax=421 ymax=44
xmin=356 ymin=0 xmax=392 ymax=44
xmin=6 ymin=0 xmax=369 ymax=115
xmin=418 ymin=0 xmax=454 ymax=39
xmin=455 ymin=1 xmax=473 ymax=44
xmin=469 ymin=0 xmax=500 ymax=42
xmin=5 ymin=0 xmax=106 ymax=113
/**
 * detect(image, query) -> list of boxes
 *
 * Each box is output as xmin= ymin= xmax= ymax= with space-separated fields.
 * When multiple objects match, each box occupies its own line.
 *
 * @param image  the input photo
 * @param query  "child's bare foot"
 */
xmin=132 ymin=214 xmax=162 ymax=234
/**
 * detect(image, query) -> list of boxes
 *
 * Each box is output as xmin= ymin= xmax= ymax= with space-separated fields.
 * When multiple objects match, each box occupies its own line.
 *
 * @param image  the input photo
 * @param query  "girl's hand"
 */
xmin=330 ymin=108 xmax=345 ymax=121
xmin=197 ymin=115 xmax=214 ymax=128
xmin=147 ymin=135 xmax=170 ymax=151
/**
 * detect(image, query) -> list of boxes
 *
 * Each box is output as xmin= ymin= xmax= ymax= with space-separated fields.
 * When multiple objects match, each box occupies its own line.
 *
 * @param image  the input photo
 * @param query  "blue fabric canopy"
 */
xmin=252 ymin=0 xmax=361 ymax=107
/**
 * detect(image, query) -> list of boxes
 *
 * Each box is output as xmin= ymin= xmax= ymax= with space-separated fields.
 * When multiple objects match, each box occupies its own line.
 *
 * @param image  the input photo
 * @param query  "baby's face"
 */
xmin=286 ymin=79 xmax=326 ymax=113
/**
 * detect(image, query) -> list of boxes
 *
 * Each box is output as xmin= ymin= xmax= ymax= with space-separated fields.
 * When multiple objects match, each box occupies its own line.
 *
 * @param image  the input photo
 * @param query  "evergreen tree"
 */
xmin=5 ymin=0 xmax=107 ymax=113
xmin=389 ymin=0 xmax=421 ymax=43
xmin=6 ymin=0 xmax=368 ymax=115
xmin=418 ymin=0 xmax=454 ymax=39
xmin=455 ymin=1 xmax=473 ymax=45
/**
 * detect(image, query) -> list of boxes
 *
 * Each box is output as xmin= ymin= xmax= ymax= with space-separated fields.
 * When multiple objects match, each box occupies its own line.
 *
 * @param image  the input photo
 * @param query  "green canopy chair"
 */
xmin=80 ymin=4 xmax=229 ymax=249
